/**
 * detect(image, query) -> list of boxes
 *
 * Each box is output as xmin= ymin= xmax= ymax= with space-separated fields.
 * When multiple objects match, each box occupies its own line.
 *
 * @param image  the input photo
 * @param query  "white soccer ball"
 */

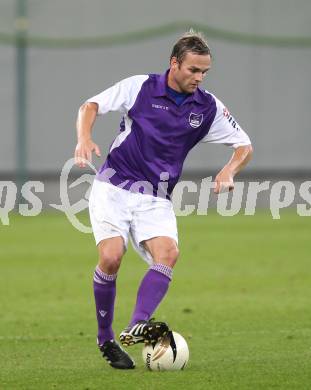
xmin=142 ymin=331 xmax=189 ymax=371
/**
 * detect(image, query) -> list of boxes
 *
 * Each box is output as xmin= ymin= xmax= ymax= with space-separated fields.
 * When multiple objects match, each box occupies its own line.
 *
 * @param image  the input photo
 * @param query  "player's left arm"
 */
xmin=201 ymin=95 xmax=253 ymax=193
xmin=214 ymin=144 xmax=253 ymax=194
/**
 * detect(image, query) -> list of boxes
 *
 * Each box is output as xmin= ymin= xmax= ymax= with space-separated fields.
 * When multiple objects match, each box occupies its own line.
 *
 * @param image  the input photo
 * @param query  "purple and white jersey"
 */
xmin=87 ymin=70 xmax=251 ymax=198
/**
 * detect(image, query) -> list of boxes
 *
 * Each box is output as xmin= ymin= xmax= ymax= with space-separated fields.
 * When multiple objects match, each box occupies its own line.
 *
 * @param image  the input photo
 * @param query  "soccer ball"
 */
xmin=142 ymin=331 xmax=189 ymax=371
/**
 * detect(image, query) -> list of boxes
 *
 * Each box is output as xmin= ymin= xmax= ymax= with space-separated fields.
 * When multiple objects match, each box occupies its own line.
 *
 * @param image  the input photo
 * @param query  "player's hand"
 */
xmin=74 ymin=138 xmax=101 ymax=168
xmin=214 ymin=166 xmax=234 ymax=194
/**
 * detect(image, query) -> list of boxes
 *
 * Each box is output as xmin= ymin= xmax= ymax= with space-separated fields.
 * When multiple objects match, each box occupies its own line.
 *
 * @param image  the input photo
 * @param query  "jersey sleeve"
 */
xmin=86 ymin=75 xmax=149 ymax=115
xmin=201 ymin=94 xmax=251 ymax=148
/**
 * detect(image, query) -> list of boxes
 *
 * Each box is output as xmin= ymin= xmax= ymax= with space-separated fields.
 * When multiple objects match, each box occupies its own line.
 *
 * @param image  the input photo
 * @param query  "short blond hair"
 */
xmin=170 ymin=30 xmax=211 ymax=63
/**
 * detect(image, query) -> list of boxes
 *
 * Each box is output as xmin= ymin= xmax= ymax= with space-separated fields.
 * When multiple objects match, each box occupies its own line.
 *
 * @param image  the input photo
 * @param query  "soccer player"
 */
xmin=75 ymin=31 xmax=253 ymax=369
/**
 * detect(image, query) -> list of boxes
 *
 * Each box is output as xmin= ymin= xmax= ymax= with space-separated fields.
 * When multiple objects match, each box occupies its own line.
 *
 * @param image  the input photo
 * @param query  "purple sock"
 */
xmin=93 ymin=266 xmax=117 ymax=345
xmin=129 ymin=264 xmax=173 ymax=326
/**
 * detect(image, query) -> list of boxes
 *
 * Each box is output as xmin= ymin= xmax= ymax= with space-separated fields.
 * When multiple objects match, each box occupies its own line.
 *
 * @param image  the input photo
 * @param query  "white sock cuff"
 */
xmin=94 ymin=265 xmax=117 ymax=283
xmin=150 ymin=263 xmax=173 ymax=280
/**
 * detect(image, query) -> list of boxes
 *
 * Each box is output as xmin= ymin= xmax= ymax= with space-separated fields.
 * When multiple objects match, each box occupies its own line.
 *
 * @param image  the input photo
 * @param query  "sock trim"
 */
xmin=94 ymin=265 xmax=117 ymax=283
xmin=150 ymin=263 xmax=173 ymax=280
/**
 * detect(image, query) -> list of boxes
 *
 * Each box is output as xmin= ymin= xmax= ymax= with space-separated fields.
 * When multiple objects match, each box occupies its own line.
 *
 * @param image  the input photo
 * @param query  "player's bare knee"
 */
xmin=155 ymin=247 xmax=179 ymax=268
xmin=97 ymin=237 xmax=124 ymax=274
xmin=167 ymin=247 xmax=179 ymax=267
xmin=98 ymin=252 xmax=122 ymax=274
xmin=98 ymin=248 xmax=123 ymax=274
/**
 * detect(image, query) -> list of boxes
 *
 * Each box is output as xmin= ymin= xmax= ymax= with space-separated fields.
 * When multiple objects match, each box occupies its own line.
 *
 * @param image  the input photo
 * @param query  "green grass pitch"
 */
xmin=0 ymin=212 xmax=310 ymax=389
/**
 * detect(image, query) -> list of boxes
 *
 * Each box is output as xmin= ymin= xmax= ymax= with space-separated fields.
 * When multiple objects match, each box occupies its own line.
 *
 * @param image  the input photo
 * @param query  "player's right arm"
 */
xmin=75 ymin=75 xmax=148 ymax=168
xmin=75 ymin=102 xmax=101 ymax=168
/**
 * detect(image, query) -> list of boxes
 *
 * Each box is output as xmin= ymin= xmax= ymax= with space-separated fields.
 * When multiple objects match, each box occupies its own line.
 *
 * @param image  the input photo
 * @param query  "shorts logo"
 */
xmin=189 ymin=112 xmax=203 ymax=128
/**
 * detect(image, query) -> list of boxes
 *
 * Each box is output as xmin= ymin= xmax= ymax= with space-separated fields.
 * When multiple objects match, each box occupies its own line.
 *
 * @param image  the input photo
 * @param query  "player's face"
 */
xmin=169 ymin=52 xmax=211 ymax=93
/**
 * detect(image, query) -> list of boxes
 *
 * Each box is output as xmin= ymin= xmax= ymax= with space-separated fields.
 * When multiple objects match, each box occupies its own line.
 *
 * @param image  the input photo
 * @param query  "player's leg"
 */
xmin=120 ymin=237 xmax=179 ymax=345
xmin=94 ymin=236 xmax=124 ymax=346
xmin=120 ymin=198 xmax=179 ymax=346
xmin=89 ymin=180 xmax=134 ymax=368
xmin=94 ymin=236 xmax=134 ymax=369
xmin=130 ymin=236 xmax=178 ymax=324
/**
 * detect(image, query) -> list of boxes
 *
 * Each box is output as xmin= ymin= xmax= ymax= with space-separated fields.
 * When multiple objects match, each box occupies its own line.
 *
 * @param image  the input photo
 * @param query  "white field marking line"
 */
xmin=0 ymin=335 xmax=95 ymax=341
xmin=1 ymin=328 xmax=311 ymax=341
xmin=207 ymin=328 xmax=311 ymax=337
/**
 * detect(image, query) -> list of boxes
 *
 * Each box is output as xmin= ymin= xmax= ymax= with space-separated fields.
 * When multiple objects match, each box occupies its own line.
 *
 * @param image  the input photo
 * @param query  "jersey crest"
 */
xmin=189 ymin=112 xmax=203 ymax=128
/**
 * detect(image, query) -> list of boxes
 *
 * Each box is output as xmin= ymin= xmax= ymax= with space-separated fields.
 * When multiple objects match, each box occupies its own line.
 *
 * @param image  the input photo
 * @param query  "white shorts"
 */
xmin=89 ymin=179 xmax=178 ymax=265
